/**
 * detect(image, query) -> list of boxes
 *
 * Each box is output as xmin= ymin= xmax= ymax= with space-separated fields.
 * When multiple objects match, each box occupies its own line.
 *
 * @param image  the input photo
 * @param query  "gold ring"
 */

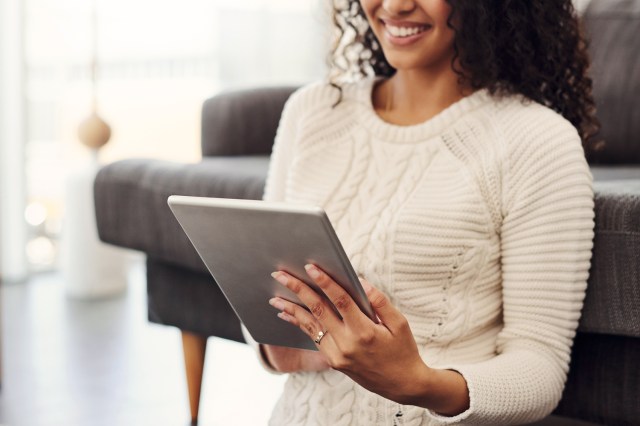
xmin=314 ymin=330 xmax=328 ymax=344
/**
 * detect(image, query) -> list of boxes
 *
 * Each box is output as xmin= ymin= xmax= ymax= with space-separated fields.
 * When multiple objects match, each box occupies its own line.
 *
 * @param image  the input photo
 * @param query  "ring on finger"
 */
xmin=314 ymin=329 xmax=328 ymax=344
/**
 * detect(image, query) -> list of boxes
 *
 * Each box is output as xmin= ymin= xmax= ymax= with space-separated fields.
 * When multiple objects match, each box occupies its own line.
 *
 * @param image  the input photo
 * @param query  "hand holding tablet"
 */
xmin=168 ymin=195 xmax=376 ymax=350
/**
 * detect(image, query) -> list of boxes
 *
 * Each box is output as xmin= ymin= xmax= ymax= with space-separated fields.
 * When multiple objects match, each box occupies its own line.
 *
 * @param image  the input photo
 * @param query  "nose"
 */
xmin=381 ymin=0 xmax=416 ymax=15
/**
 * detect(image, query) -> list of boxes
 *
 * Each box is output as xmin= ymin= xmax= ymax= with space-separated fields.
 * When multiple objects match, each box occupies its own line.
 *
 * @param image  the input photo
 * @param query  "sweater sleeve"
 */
xmin=425 ymin=111 xmax=595 ymax=424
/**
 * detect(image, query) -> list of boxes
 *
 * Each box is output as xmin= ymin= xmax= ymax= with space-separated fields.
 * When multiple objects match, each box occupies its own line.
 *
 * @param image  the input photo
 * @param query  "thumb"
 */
xmin=359 ymin=278 xmax=406 ymax=332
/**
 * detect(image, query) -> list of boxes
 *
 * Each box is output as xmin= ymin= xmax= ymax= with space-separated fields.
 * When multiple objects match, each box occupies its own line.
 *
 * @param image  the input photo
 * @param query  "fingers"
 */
xmin=360 ymin=278 xmax=408 ymax=334
xmin=269 ymin=297 xmax=336 ymax=350
xmin=270 ymin=268 xmax=407 ymax=343
xmin=302 ymin=264 xmax=371 ymax=329
xmin=270 ymin=271 xmax=342 ymax=332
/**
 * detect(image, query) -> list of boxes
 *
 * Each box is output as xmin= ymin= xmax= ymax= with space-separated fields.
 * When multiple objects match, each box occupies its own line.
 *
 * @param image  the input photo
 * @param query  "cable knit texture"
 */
xmin=259 ymin=77 xmax=595 ymax=425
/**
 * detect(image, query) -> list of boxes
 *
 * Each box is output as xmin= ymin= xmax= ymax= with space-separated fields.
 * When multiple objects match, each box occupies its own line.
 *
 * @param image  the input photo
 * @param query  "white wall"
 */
xmin=0 ymin=0 xmax=28 ymax=282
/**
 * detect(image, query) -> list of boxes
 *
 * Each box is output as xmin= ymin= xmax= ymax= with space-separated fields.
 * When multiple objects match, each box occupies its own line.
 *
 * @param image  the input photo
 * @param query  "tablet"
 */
xmin=167 ymin=195 xmax=376 ymax=350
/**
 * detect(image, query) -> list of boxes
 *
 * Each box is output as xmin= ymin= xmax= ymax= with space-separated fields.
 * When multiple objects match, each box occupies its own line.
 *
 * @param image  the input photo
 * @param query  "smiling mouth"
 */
xmin=382 ymin=21 xmax=431 ymax=38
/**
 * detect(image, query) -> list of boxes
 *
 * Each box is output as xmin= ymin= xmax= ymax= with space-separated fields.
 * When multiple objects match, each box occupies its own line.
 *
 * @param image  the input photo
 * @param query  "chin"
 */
xmin=383 ymin=57 xmax=435 ymax=73
xmin=381 ymin=48 xmax=454 ymax=75
xmin=386 ymin=60 xmax=422 ymax=72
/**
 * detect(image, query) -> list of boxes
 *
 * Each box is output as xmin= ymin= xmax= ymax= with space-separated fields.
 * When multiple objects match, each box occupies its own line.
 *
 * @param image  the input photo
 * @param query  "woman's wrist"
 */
xmin=260 ymin=344 xmax=330 ymax=373
xmin=421 ymin=367 xmax=470 ymax=416
xmin=259 ymin=344 xmax=278 ymax=371
xmin=401 ymin=363 xmax=470 ymax=416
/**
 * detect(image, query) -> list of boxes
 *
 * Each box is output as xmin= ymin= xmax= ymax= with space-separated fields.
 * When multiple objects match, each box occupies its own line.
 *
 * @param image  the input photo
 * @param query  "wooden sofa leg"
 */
xmin=182 ymin=331 xmax=208 ymax=425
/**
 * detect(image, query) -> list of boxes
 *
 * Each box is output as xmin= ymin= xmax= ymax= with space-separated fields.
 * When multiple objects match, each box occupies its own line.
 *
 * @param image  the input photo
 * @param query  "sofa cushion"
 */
xmin=94 ymin=156 xmax=269 ymax=273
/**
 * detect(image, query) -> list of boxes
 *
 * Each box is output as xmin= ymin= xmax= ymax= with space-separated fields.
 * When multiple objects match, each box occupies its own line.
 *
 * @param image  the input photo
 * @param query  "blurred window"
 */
xmin=24 ymin=0 xmax=328 ymax=271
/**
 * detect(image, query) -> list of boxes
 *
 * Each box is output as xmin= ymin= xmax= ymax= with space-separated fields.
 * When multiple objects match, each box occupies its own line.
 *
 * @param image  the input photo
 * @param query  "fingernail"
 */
xmin=305 ymin=264 xmax=320 ymax=279
xmin=269 ymin=298 xmax=285 ymax=311
xmin=271 ymin=272 xmax=288 ymax=286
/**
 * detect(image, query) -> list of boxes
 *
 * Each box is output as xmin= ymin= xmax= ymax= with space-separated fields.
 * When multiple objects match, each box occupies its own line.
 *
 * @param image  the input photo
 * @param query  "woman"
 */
xmin=246 ymin=0 xmax=598 ymax=424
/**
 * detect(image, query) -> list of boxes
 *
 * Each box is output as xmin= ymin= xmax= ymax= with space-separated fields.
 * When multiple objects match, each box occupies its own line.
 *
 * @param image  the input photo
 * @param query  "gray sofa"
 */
xmin=94 ymin=1 xmax=640 ymax=425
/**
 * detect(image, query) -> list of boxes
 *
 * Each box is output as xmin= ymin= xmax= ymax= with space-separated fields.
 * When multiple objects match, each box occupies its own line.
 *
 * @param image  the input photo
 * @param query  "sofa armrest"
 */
xmin=201 ymin=86 xmax=298 ymax=157
xmin=579 ymin=179 xmax=640 ymax=338
xmin=94 ymin=156 xmax=269 ymax=272
xmin=556 ymin=174 xmax=640 ymax=425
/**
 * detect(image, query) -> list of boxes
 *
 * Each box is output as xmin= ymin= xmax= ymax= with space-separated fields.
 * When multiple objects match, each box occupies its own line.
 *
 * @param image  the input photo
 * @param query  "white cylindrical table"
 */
xmin=60 ymin=161 xmax=131 ymax=299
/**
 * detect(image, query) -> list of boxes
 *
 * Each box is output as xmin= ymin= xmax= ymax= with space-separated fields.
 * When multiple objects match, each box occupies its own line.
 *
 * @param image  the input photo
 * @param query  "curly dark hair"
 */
xmin=329 ymin=0 xmax=600 ymax=152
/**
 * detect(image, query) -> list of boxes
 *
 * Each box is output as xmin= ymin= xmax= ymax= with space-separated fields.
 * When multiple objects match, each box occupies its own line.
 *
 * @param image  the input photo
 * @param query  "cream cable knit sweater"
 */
xmin=254 ymin=77 xmax=595 ymax=425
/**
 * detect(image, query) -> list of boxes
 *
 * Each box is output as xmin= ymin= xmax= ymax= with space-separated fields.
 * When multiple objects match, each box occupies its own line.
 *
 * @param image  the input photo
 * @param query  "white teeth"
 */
xmin=386 ymin=24 xmax=427 ymax=38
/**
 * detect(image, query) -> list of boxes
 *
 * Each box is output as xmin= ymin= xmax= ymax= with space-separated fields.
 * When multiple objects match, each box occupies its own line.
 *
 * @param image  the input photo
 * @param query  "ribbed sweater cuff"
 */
xmin=422 ymin=366 xmax=476 ymax=424
xmin=424 ymin=350 xmax=564 ymax=425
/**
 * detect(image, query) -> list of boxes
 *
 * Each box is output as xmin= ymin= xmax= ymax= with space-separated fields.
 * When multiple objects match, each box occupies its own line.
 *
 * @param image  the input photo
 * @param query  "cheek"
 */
xmin=431 ymin=0 xmax=452 ymax=13
xmin=430 ymin=0 xmax=453 ymax=26
xmin=429 ymin=0 xmax=456 ymax=46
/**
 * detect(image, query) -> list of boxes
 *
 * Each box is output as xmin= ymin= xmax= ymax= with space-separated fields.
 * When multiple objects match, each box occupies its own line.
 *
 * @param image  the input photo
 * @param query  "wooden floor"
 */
xmin=0 ymin=264 xmax=597 ymax=426
xmin=0 ymin=264 xmax=285 ymax=426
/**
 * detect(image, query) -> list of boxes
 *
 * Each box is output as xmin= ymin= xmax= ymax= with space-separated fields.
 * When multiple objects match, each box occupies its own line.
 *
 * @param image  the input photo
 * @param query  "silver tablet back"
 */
xmin=168 ymin=195 xmax=375 ymax=350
